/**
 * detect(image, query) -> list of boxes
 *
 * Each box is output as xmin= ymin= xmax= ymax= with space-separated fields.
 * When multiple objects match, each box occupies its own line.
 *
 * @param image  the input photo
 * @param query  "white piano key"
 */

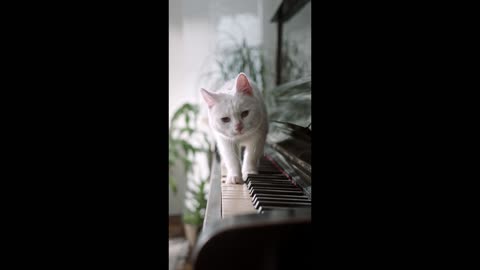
xmin=220 ymin=171 xmax=256 ymax=218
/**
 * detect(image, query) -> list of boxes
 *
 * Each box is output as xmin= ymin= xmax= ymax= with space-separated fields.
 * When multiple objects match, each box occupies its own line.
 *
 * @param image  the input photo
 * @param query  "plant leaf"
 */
xmin=169 ymin=176 xmax=177 ymax=193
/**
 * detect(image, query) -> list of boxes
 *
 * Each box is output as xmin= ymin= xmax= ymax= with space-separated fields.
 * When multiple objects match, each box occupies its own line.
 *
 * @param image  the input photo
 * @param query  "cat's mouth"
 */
xmin=232 ymin=129 xmax=253 ymax=138
xmin=230 ymin=120 xmax=265 ymax=138
xmin=216 ymin=119 xmax=265 ymax=141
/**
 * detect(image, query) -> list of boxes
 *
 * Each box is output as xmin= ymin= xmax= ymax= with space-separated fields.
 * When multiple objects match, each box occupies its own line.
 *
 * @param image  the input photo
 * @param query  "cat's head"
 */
xmin=200 ymin=73 xmax=264 ymax=139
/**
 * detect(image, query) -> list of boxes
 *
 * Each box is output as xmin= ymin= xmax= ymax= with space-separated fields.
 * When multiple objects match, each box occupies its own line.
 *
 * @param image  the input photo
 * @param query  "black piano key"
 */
xmin=250 ymin=184 xmax=299 ymax=190
xmin=248 ymin=178 xmax=292 ymax=182
xmin=249 ymin=187 xmax=302 ymax=195
xmin=259 ymin=202 xmax=312 ymax=209
xmin=247 ymin=174 xmax=286 ymax=179
xmin=247 ymin=179 xmax=291 ymax=185
xmin=247 ymin=182 xmax=294 ymax=189
xmin=250 ymin=182 xmax=294 ymax=187
xmin=254 ymin=195 xmax=310 ymax=201
xmin=248 ymin=187 xmax=294 ymax=196
xmin=257 ymin=205 xmax=310 ymax=213
xmin=254 ymin=200 xmax=311 ymax=209
xmin=257 ymin=170 xmax=282 ymax=175
xmin=254 ymin=198 xmax=312 ymax=204
xmin=248 ymin=156 xmax=311 ymax=211
xmin=249 ymin=187 xmax=301 ymax=195
xmin=247 ymin=176 xmax=289 ymax=181
xmin=249 ymin=186 xmax=302 ymax=194
xmin=249 ymin=182 xmax=293 ymax=187
xmin=246 ymin=178 xmax=289 ymax=183
xmin=253 ymin=197 xmax=312 ymax=205
xmin=252 ymin=194 xmax=311 ymax=202
xmin=253 ymin=194 xmax=310 ymax=201
xmin=250 ymin=188 xmax=304 ymax=196
xmin=246 ymin=179 xmax=290 ymax=184
xmin=246 ymin=176 xmax=289 ymax=184
xmin=250 ymin=185 xmax=302 ymax=191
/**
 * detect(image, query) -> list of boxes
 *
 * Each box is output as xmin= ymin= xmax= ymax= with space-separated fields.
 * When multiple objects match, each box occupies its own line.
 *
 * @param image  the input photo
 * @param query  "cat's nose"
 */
xmin=235 ymin=123 xmax=243 ymax=132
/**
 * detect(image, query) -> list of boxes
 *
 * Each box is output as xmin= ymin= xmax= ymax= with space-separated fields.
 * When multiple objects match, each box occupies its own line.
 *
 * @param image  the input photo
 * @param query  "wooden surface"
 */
xmin=169 ymin=215 xmax=185 ymax=238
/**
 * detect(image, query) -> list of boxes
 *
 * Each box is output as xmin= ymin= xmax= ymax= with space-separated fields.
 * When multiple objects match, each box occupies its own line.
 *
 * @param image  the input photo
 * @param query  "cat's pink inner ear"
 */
xmin=200 ymin=88 xmax=216 ymax=108
xmin=235 ymin=73 xmax=253 ymax=96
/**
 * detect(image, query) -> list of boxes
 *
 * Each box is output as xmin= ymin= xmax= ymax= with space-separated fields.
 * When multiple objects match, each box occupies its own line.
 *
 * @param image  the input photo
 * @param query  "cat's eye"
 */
xmin=221 ymin=117 xmax=231 ymax=123
xmin=241 ymin=110 xmax=249 ymax=118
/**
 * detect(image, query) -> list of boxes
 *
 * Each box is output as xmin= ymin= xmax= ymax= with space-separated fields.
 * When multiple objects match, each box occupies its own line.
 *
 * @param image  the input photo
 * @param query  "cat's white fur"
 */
xmin=200 ymin=73 xmax=268 ymax=184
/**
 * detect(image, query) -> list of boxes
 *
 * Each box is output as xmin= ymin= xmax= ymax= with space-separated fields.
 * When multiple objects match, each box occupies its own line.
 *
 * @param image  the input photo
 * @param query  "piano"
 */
xmin=192 ymin=120 xmax=312 ymax=270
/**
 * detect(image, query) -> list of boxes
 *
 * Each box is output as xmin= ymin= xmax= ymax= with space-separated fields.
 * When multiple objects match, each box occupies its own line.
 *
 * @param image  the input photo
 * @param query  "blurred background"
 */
xmin=169 ymin=1 xmax=310 ymax=268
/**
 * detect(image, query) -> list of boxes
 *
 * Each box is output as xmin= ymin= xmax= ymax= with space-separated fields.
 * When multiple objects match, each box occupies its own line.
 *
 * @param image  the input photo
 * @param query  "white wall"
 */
xmin=169 ymin=0 xmax=215 ymax=215
xmin=169 ymin=0 xmax=185 ymax=215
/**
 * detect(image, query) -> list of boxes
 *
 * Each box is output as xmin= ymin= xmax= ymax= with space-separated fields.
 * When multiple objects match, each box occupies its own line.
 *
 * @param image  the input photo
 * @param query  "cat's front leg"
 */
xmin=242 ymin=134 xmax=266 ymax=180
xmin=217 ymin=139 xmax=242 ymax=184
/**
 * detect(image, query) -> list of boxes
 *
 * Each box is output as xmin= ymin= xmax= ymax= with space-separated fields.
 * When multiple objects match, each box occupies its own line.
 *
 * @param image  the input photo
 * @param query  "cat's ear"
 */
xmin=200 ymin=88 xmax=217 ymax=108
xmin=235 ymin=73 xmax=253 ymax=96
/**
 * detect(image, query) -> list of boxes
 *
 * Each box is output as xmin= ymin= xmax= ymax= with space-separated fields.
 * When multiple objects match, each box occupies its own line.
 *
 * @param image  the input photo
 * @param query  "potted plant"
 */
xmin=169 ymin=102 xmax=212 ymax=246
xmin=182 ymin=177 xmax=208 ymax=247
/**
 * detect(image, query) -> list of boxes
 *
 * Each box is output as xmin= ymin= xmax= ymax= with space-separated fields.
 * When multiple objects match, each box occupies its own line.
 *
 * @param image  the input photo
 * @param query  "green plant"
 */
xmin=169 ymin=103 xmax=212 ymax=193
xmin=264 ymin=76 xmax=311 ymax=127
xmin=169 ymin=102 xmax=212 ymax=228
xmin=182 ymin=177 xmax=208 ymax=226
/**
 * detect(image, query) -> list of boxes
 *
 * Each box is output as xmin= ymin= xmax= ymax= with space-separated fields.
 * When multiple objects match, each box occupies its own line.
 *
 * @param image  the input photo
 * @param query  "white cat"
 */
xmin=200 ymin=73 xmax=268 ymax=184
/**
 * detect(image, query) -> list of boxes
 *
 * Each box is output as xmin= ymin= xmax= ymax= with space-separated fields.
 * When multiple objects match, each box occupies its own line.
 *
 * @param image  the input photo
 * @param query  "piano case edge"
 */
xmin=192 ymin=210 xmax=312 ymax=270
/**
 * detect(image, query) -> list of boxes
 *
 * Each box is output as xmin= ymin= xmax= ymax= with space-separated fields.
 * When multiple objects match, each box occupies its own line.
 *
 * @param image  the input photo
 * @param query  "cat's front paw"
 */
xmin=242 ymin=170 xmax=258 ymax=180
xmin=226 ymin=175 xmax=243 ymax=184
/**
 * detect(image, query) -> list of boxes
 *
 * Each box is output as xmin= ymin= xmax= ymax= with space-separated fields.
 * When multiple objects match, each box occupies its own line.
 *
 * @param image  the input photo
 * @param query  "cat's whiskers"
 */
xmin=215 ymin=117 xmax=265 ymax=142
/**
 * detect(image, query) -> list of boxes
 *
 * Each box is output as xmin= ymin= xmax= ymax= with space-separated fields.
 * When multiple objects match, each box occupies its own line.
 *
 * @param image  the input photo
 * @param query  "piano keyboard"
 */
xmin=220 ymin=156 xmax=312 ymax=218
